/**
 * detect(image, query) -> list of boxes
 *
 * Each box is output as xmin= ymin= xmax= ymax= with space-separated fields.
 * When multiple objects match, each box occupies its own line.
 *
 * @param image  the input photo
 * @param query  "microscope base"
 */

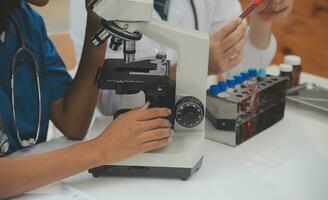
xmin=89 ymin=157 xmax=203 ymax=181
xmin=87 ymin=117 xmax=205 ymax=180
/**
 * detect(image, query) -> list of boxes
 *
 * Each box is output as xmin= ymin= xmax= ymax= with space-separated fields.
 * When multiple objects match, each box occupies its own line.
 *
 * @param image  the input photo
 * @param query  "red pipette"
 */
xmin=239 ymin=0 xmax=263 ymax=19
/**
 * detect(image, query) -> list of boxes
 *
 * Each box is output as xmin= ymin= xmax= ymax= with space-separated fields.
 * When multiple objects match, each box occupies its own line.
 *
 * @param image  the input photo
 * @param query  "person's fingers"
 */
xmin=258 ymin=0 xmax=274 ymax=15
xmin=259 ymin=0 xmax=292 ymax=16
xmin=222 ymin=34 xmax=247 ymax=60
xmin=140 ymin=101 xmax=151 ymax=110
xmin=140 ymin=128 xmax=173 ymax=143
xmin=284 ymin=4 xmax=293 ymax=16
xmin=141 ymin=137 xmax=172 ymax=152
xmin=219 ymin=23 xmax=247 ymax=52
xmin=272 ymin=0 xmax=283 ymax=4
xmin=256 ymin=0 xmax=273 ymax=13
xmin=226 ymin=51 xmax=244 ymax=68
xmin=272 ymin=0 xmax=290 ymax=13
xmin=266 ymin=6 xmax=290 ymax=21
xmin=131 ymin=108 xmax=171 ymax=121
xmin=214 ymin=18 xmax=242 ymax=41
xmin=138 ymin=118 xmax=172 ymax=132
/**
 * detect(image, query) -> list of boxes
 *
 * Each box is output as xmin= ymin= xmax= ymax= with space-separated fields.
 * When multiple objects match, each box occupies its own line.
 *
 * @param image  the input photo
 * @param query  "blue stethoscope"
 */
xmin=0 ymin=14 xmax=42 ymax=156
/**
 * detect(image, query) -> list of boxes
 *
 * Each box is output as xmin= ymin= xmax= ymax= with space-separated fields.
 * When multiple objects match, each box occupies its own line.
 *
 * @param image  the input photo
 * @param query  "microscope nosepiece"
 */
xmin=92 ymin=27 xmax=111 ymax=46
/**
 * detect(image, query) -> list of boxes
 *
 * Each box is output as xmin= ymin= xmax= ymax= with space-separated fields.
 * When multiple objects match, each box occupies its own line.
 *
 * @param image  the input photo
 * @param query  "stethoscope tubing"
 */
xmin=161 ymin=0 xmax=199 ymax=30
xmin=3 ymin=14 xmax=42 ymax=150
xmin=190 ymin=0 xmax=199 ymax=30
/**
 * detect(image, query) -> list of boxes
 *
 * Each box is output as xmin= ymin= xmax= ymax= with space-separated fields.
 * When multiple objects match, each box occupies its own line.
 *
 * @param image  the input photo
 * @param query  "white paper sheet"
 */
xmin=11 ymin=182 xmax=95 ymax=200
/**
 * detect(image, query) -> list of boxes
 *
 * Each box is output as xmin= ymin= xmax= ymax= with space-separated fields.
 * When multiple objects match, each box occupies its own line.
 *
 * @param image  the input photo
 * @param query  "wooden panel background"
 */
xmin=240 ymin=0 xmax=328 ymax=78
xmin=50 ymin=33 xmax=76 ymax=71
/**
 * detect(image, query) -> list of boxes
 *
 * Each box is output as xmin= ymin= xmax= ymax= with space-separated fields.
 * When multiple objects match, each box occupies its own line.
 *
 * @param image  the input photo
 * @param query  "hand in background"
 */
xmin=256 ymin=0 xmax=294 ymax=22
xmin=209 ymin=18 xmax=247 ymax=74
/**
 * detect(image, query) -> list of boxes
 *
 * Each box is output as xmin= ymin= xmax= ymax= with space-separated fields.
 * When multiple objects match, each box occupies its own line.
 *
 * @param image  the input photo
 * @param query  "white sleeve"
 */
xmin=227 ymin=34 xmax=277 ymax=77
xmin=69 ymin=0 xmax=88 ymax=67
xmin=241 ymin=34 xmax=277 ymax=70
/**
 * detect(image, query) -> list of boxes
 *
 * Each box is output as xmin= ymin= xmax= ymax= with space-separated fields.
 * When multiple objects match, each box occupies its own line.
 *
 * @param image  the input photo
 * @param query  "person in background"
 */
xmin=0 ymin=0 xmax=172 ymax=198
xmin=70 ymin=0 xmax=294 ymax=116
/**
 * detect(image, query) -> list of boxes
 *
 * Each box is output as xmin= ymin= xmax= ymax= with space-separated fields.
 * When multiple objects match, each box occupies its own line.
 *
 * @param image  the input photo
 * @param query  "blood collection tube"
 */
xmin=248 ymin=69 xmax=260 ymax=113
xmin=257 ymin=68 xmax=266 ymax=81
xmin=240 ymin=100 xmax=249 ymax=116
xmin=248 ymin=69 xmax=258 ymax=91
xmin=246 ymin=69 xmax=257 ymax=90
xmin=209 ymin=84 xmax=221 ymax=96
xmin=248 ymin=69 xmax=257 ymax=82
xmin=239 ymin=0 xmax=263 ymax=19
xmin=234 ymin=75 xmax=243 ymax=89
xmin=240 ymin=71 xmax=250 ymax=88
xmin=217 ymin=81 xmax=230 ymax=98
xmin=227 ymin=78 xmax=237 ymax=93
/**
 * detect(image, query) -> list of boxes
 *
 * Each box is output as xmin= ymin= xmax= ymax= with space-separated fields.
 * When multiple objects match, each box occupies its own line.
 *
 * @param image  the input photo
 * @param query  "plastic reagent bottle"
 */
xmin=248 ymin=69 xmax=258 ymax=81
xmin=226 ymin=78 xmax=237 ymax=93
xmin=284 ymin=55 xmax=302 ymax=87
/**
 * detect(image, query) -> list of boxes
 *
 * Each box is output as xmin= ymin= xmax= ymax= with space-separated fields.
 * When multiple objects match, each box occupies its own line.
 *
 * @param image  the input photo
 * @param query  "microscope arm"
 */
xmin=136 ymin=19 xmax=209 ymax=112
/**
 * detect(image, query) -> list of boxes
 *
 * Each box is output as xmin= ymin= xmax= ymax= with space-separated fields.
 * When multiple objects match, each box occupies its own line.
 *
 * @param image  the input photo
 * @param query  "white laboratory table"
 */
xmin=13 ymin=72 xmax=328 ymax=200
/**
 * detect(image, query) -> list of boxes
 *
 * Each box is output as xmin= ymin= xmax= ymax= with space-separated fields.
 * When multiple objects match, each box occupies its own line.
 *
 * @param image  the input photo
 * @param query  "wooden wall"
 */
xmin=50 ymin=33 xmax=76 ymax=71
xmin=240 ymin=0 xmax=328 ymax=78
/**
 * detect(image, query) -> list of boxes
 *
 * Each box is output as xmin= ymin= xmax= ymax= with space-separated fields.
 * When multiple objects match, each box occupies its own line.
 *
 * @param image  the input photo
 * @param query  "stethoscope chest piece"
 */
xmin=0 ymin=113 xmax=10 ymax=156
xmin=21 ymin=138 xmax=36 ymax=147
xmin=0 ymin=129 xmax=10 ymax=156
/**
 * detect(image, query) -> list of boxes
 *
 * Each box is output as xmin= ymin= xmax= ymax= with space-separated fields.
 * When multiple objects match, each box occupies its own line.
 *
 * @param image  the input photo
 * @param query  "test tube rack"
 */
xmin=206 ymin=75 xmax=288 ymax=146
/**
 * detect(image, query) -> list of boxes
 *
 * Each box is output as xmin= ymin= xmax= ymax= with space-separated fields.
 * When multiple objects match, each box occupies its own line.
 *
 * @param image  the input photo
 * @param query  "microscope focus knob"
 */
xmin=175 ymin=97 xmax=205 ymax=128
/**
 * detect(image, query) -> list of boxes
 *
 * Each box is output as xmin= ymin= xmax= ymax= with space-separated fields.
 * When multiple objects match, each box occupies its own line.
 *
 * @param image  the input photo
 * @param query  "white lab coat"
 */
xmin=69 ymin=0 xmax=276 ymax=116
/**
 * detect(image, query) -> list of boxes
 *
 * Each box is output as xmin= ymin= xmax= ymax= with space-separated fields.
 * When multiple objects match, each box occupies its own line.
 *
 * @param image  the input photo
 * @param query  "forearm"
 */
xmin=0 ymin=140 xmax=104 ymax=199
xmin=52 ymin=15 xmax=107 ymax=139
xmin=248 ymin=14 xmax=273 ymax=49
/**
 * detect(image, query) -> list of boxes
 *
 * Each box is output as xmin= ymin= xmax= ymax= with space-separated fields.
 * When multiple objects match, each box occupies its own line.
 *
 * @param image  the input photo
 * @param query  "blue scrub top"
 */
xmin=0 ymin=2 xmax=72 ymax=154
